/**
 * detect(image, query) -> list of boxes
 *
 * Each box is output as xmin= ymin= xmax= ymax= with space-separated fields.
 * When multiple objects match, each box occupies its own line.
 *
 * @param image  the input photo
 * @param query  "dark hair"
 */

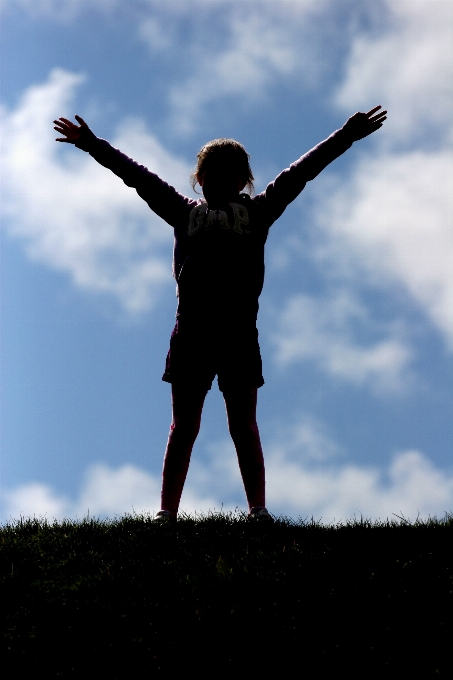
xmin=190 ymin=138 xmax=254 ymax=194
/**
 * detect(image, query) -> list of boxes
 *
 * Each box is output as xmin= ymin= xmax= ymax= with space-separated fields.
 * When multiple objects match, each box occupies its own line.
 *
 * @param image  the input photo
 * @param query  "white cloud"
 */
xmin=308 ymin=0 xmax=453 ymax=350
xmin=75 ymin=464 xmax=162 ymax=517
xmin=315 ymin=148 xmax=453 ymax=349
xmin=1 ymin=463 xmax=221 ymax=523
xmin=267 ymin=449 xmax=453 ymax=523
xmin=262 ymin=415 xmax=453 ymax=522
xmin=271 ymin=290 xmax=412 ymax=392
xmin=1 ymin=69 xmax=193 ymax=313
xmin=137 ymin=16 xmax=176 ymax=53
xmin=268 ymin=414 xmax=343 ymax=463
xmin=2 ymin=482 xmax=68 ymax=521
xmin=156 ymin=5 xmax=323 ymax=135
xmin=335 ymin=0 xmax=453 ymax=143
xmin=3 ymin=445 xmax=452 ymax=524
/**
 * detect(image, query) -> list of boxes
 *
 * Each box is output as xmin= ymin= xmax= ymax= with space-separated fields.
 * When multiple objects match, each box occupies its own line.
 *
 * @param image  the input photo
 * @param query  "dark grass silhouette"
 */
xmin=1 ymin=512 xmax=452 ymax=677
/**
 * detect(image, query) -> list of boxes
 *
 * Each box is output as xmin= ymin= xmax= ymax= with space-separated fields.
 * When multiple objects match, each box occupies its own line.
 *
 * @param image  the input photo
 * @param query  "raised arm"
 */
xmin=53 ymin=115 xmax=196 ymax=228
xmin=255 ymin=105 xmax=387 ymax=225
xmin=288 ymin=105 xmax=387 ymax=182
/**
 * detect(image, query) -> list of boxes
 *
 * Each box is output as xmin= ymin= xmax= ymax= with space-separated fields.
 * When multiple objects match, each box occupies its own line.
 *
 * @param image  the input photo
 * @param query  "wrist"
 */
xmin=74 ymin=125 xmax=97 ymax=152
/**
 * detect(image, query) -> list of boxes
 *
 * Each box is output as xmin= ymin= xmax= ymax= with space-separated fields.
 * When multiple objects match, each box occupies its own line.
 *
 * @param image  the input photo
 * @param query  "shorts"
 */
xmin=162 ymin=321 xmax=265 ymax=393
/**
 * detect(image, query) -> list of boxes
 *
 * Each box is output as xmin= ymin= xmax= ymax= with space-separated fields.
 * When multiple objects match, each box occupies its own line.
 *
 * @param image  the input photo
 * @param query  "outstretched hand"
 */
xmin=53 ymin=115 xmax=89 ymax=143
xmin=343 ymin=106 xmax=387 ymax=141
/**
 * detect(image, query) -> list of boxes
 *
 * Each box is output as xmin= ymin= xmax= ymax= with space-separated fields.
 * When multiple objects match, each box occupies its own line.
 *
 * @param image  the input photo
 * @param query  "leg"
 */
xmin=160 ymin=383 xmax=208 ymax=518
xmin=223 ymin=386 xmax=265 ymax=511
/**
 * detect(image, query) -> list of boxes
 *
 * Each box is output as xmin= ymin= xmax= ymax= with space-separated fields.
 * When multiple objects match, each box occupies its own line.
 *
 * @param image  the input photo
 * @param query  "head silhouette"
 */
xmin=191 ymin=138 xmax=254 ymax=205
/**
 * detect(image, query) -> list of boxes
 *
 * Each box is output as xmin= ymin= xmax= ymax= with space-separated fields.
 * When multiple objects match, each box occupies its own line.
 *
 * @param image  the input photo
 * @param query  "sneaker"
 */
xmin=153 ymin=510 xmax=175 ymax=523
xmin=248 ymin=507 xmax=274 ymax=522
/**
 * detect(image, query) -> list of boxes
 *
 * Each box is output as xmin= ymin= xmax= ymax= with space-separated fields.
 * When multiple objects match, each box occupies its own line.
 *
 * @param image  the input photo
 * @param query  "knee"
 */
xmin=171 ymin=416 xmax=201 ymax=440
xmin=228 ymin=418 xmax=259 ymax=442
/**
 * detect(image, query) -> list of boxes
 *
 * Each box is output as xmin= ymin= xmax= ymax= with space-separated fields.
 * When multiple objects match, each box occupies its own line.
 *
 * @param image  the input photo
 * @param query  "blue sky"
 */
xmin=1 ymin=0 xmax=452 ymax=523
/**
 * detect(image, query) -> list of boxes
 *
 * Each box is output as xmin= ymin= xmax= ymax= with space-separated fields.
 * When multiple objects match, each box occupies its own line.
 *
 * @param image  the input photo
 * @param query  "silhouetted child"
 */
xmin=54 ymin=106 xmax=386 ymax=521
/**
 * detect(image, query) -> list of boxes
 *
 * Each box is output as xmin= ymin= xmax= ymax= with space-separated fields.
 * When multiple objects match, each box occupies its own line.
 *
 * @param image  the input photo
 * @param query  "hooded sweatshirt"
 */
xmin=75 ymin=125 xmax=354 ymax=329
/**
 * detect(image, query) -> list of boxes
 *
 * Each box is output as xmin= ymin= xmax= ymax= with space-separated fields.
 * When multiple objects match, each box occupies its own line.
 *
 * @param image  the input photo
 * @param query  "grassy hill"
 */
xmin=1 ymin=512 xmax=452 ymax=677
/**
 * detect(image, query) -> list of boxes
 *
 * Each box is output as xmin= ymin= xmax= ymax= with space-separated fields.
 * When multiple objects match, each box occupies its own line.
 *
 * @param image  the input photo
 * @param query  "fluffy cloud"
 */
xmin=2 ymin=482 xmax=68 ymax=521
xmin=308 ymin=0 xmax=453 ymax=351
xmin=271 ymin=290 xmax=412 ymax=392
xmin=1 ymin=69 xmax=192 ymax=313
xmin=146 ymin=4 xmax=324 ymax=135
xmin=315 ymin=150 xmax=453 ymax=346
xmin=3 ymin=445 xmax=452 ymax=524
xmin=335 ymin=0 xmax=453 ymax=143
xmin=1 ymin=463 xmax=221 ymax=523
xmin=267 ymin=449 xmax=453 ymax=523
